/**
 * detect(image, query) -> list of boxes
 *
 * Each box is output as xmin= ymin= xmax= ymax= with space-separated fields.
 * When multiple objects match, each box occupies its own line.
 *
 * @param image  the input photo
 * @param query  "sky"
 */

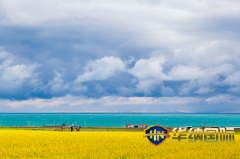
xmin=0 ymin=0 xmax=240 ymax=113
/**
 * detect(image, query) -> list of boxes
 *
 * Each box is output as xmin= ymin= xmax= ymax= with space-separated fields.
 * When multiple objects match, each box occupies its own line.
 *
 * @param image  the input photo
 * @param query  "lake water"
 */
xmin=0 ymin=113 xmax=240 ymax=127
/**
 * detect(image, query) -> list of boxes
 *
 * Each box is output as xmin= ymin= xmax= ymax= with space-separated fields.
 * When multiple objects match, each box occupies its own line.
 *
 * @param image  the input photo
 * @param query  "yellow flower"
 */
xmin=0 ymin=130 xmax=239 ymax=158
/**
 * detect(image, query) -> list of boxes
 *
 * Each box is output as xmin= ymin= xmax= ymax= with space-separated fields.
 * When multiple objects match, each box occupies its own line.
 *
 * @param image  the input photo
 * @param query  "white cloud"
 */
xmin=125 ymin=56 xmax=135 ymax=64
xmin=228 ymin=87 xmax=240 ymax=93
xmin=44 ymin=70 xmax=87 ymax=94
xmin=167 ymin=63 xmax=233 ymax=82
xmin=220 ymin=111 xmax=240 ymax=113
xmin=178 ymin=80 xmax=197 ymax=95
xmin=128 ymin=56 xmax=166 ymax=81
xmin=224 ymin=71 xmax=240 ymax=86
xmin=0 ymin=94 xmax=202 ymax=108
xmin=70 ymin=84 xmax=88 ymax=93
xmin=0 ymin=51 xmax=13 ymax=59
xmin=167 ymin=65 xmax=203 ymax=81
xmin=172 ymin=41 xmax=240 ymax=69
xmin=128 ymin=56 xmax=167 ymax=94
xmin=206 ymin=94 xmax=240 ymax=103
xmin=1 ymin=97 xmax=69 ymax=108
xmin=95 ymin=84 xmax=103 ymax=93
xmin=160 ymin=86 xmax=174 ymax=96
xmin=128 ymin=54 xmax=235 ymax=95
xmin=116 ymin=86 xmax=134 ymax=96
xmin=194 ymin=87 xmax=214 ymax=94
xmin=45 ymin=70 xmax=70 ymax=94
xmin=74 ymin=56 xmax=126 ymax=83
xmin=0 ymin=51 xmax=40 ymax=92
xmin=102 ymin=96 xmax=201 ymax=106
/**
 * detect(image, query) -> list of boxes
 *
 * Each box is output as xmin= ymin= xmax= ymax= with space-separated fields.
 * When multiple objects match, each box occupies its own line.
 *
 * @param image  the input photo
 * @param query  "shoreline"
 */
xmin=1 ymin=126 xmax=240 ymax=134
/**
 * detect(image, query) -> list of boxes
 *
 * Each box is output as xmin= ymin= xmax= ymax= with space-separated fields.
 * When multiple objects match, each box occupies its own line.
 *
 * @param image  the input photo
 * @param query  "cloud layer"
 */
xmin=0 ymin=0 xmax=240 ymax=112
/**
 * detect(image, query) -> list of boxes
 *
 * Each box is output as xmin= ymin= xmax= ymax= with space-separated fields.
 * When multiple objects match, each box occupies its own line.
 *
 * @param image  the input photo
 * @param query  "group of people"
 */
xmin=62 ymin=123 xmax=81 ymax=131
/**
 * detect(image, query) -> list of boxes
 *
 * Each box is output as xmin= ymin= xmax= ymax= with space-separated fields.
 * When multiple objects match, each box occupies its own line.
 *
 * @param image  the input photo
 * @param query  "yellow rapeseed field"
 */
xmin=0 ymin=130 xmax=239 ymax=159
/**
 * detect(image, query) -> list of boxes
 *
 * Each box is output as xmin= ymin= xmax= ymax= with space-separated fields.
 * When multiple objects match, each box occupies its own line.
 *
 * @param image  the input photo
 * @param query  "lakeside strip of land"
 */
xmin=0 ymin=126 xmax=146 ymax=132
xmin=1 ymin=126 xmax=240 ymax=134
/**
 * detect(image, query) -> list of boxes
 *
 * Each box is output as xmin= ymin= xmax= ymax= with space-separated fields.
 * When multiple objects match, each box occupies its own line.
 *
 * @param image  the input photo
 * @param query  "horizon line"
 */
xmin=0 ymin=111 xmax=240 ymax=113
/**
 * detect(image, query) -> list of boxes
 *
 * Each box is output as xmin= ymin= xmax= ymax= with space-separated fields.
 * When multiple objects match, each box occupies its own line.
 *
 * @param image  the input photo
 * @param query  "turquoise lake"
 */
xmin=0 ymin=113 xmax=240 ymax=127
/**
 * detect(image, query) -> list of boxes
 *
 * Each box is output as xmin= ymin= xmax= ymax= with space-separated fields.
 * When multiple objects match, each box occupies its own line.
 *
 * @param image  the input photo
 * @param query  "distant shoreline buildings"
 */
xmin=124 ymin=124 xmax=148 ymax=128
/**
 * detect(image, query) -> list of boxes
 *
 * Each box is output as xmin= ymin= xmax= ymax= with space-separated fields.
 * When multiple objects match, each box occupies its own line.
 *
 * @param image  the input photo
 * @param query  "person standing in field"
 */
xmin=77 ymin=124 xmax=81 ymax=131
xmin=62 ymin=123 xmax=66 ymax=131
xmin=71 ymin=123 xmax=74 ymax=131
